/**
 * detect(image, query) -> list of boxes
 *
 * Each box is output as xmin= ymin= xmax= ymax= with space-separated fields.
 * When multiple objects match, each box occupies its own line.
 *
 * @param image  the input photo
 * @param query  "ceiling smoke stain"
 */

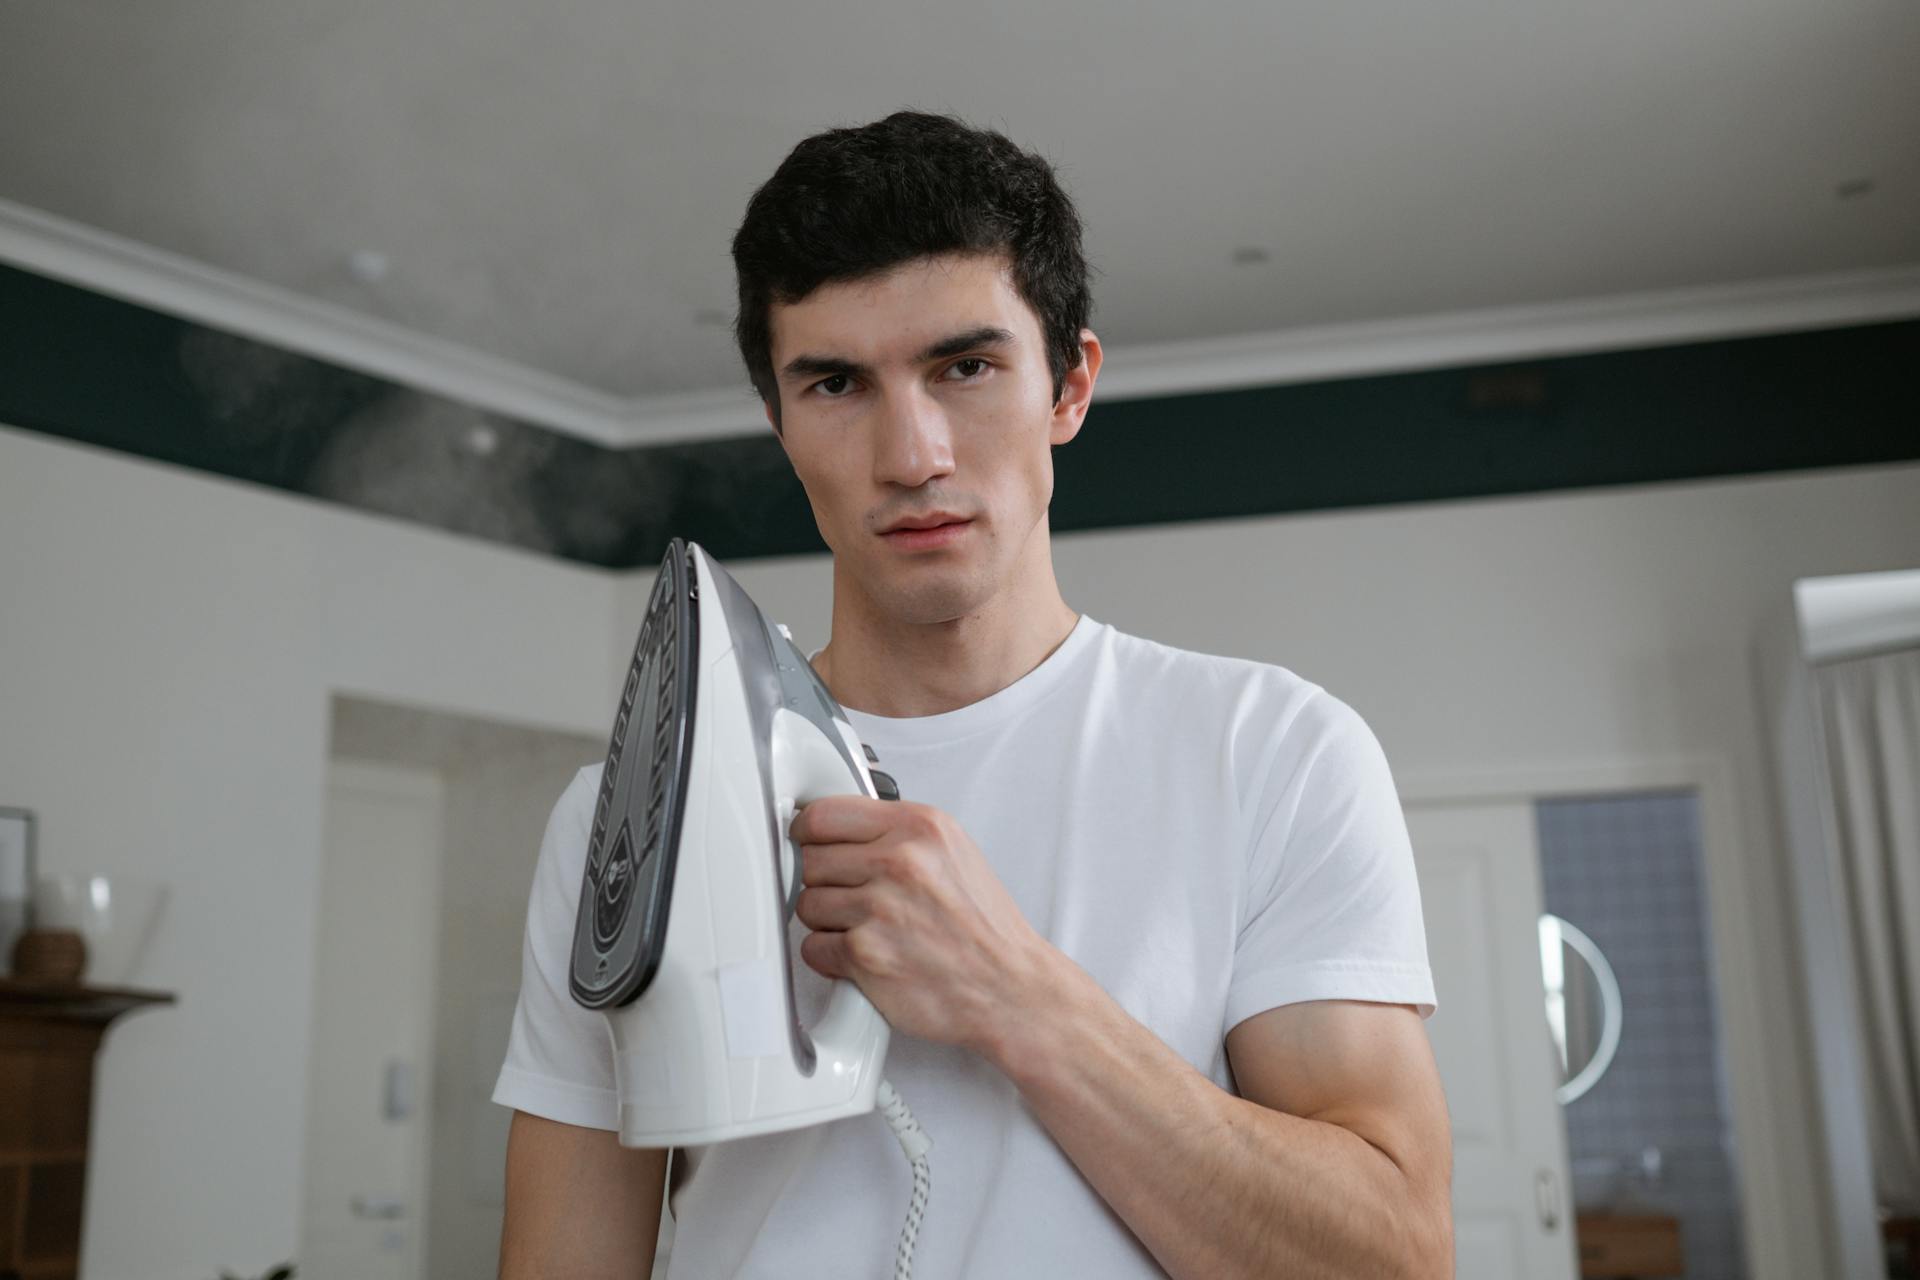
xmin=525 ymin=437 xmax=683 ymax=568
xmin=303 ymin=391 xmax=567 ymax=555
xmin=175 ymin=326 xmax=379 ymax=456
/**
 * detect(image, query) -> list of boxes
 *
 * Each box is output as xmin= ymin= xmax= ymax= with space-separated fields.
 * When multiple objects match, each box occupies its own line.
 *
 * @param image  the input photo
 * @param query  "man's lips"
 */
xmin=880 ymin=519 xmax=972 ymax=549
xmin=880 ymin=513 xmax=971 ymax=533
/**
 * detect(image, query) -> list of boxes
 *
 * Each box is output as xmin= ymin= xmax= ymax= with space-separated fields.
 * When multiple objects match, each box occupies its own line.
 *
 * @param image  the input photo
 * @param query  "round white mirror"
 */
xmin=1539 ymin=913 xmax=1623 ymax=1105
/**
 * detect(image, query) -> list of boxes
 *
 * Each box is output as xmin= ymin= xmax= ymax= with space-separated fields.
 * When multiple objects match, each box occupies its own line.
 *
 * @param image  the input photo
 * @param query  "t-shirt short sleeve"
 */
xmin=491 ymin=765 xmax=622 ymax=1130
xmin=1226 ymin=690 xmax=1437 ymax=1032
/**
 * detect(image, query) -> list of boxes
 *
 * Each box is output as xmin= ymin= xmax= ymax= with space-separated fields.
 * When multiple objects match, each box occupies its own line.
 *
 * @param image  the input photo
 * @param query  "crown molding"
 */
xmin=620 ymin=383 xmax=769 ymax=441
xmin=7 ymin=197 xmax=1920 ymax=450
xmin=1089 ymin=263 xmax=1920 ymax=402
xmin=0 ymin=198 xmax=641 ymax=446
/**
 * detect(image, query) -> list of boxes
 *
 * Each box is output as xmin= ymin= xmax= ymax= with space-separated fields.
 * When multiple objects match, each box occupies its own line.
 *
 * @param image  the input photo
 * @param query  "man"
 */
xmin=496 ymin=111 xmax=1452 ymax=1278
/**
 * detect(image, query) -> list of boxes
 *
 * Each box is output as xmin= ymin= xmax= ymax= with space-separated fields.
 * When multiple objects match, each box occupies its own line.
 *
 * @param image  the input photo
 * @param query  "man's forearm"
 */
xmin=982 ymin=949 xmax=1447 ymax=1280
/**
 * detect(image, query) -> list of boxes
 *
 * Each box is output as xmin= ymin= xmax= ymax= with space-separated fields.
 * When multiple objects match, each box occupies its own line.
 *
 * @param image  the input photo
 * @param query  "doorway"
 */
xmin=1537 ymin=790 xmax=1748 ymax=1280
xmin=1405 ymin=781 xmax=1755 ymax=1280
xmin=298 ymin=695 xmax=602 ymax=1279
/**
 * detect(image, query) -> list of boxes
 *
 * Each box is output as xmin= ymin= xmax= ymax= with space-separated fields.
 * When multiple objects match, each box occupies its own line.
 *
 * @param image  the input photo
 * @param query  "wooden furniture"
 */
xmin=0 ymin=980 xmax=173 ymax=1280
xmin=1575 ymin=1211 xmax=1685 ymax=1278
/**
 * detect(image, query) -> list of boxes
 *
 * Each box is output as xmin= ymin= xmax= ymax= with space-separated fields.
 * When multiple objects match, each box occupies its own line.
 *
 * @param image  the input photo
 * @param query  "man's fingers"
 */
xmin=789 ymin=794 xmax=908 ymax=846
xmin=795 ymin=841 xmax=878 ymax=887
xmin=794 ymin=885 xmax=865 ymax=929
xmin=799 ymin=928 xmax=851 ymax=979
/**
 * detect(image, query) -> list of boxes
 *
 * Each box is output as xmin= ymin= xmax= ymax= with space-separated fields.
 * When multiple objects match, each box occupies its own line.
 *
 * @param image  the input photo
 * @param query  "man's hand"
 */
xmin=789 ymin=795 xmax=1054 ymax=1054
xmin=788 ymin=793 xmax=1452 ymax=1278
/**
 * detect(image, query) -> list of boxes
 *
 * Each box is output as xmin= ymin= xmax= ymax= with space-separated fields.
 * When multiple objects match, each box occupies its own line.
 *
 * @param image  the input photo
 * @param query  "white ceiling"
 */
xmin=3 ymin=0 xmax=1917 ymax=439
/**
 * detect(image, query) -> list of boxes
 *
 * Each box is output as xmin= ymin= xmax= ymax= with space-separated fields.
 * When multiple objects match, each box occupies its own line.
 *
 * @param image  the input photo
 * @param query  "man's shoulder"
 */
xmin=549 ymin=761 xmax=606 ymax=827
xmin=1090 ymin=623 xmax=1383 ymax=769
xmin=1096 ymin=621 xmax=1325 ymax=713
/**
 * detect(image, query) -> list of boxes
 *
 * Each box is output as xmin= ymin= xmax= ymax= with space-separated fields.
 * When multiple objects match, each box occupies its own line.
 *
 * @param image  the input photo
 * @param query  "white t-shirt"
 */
xmin=494 ymin=614 xmax=1435 ymax=1278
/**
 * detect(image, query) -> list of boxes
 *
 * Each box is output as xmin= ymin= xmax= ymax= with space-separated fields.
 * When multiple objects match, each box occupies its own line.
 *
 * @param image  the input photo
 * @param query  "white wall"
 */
xmin=0 ymin=425 xmax=620 ymax=1280
xmin=6 ymin=416 xmax=1918 ymax=1278
xmin=713 ymin=461 xmax=1920 ymax=1280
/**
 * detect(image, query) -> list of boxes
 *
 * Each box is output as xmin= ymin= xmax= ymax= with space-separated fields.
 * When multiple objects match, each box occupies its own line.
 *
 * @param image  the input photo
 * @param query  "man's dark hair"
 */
xmin=731 ymin=110 xmax=1093 ymax=429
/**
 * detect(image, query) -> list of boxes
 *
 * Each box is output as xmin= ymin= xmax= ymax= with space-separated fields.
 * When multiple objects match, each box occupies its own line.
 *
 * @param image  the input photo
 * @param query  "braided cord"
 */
xmin=875 ymin=1078 xmax=933 ymax=1280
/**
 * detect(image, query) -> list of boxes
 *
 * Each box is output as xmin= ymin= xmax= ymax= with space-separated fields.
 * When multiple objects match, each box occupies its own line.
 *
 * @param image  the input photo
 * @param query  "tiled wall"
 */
xmin=1536 ymin=791 xmax=1748 ymax=1280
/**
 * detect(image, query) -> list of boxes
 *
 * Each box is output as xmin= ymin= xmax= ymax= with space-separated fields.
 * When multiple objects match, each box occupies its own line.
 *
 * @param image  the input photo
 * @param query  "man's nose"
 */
xmin=872 ymin=384 xmax=956 ymax=489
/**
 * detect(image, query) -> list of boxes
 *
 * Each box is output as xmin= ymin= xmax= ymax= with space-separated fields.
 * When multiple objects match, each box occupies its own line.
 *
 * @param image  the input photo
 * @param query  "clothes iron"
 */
xmin=569 ymin=537 xmax=931 ymax=1273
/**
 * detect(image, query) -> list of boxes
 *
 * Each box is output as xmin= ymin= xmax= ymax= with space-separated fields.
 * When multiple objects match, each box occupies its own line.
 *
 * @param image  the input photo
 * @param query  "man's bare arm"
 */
xmin=989 ymin=961 xmax=1453 ymax=1280
xmin=499 ymin=1110 xmax=668 ymax=1279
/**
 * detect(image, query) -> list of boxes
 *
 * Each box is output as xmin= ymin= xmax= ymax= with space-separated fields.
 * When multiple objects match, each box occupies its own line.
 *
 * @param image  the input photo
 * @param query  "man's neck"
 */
xmin=811 ymin=578 xmax=1080 ymax=720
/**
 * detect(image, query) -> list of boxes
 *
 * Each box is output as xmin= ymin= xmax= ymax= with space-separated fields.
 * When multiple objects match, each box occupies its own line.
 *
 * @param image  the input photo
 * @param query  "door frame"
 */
xmin=1397 ymin=753 xmax=1793 ymax=1280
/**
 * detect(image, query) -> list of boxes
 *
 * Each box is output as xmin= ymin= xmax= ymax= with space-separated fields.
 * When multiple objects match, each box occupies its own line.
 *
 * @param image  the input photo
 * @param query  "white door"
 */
xmin=300 ymin=762 xmax=445 ymax=1280
xmin=1405 ymin=800 xmax=1577 ymax=1280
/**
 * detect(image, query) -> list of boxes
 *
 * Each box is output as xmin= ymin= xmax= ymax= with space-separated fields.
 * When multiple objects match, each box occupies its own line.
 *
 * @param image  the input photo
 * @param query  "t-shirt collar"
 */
xmin=807 ymin=613 xmax=1100 ymax=749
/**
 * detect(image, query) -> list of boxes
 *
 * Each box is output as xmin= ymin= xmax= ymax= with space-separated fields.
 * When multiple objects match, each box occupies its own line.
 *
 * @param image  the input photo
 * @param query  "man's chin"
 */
xmin=866 ymin=575 xmax=984 ymax=629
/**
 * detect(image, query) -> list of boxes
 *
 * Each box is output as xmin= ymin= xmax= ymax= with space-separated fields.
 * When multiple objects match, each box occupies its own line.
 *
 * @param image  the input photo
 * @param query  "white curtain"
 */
xmin=1816 ymin=645 xmax=1920 ymax=1214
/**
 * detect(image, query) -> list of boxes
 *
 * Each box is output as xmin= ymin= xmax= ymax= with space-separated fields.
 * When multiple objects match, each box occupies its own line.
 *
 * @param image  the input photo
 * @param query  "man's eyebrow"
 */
xmin=778 ymin=326 xmax=1016 ymax=384
xmin=779 ymin=352 xmax=870 ymax=383
xmin=915 ymin=325 xmax=1015 ymax=363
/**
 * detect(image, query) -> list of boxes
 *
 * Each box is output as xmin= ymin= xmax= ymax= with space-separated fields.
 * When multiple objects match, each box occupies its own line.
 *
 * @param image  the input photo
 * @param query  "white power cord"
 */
xmin=875 ymin=1079 xmax=932 ymax=1280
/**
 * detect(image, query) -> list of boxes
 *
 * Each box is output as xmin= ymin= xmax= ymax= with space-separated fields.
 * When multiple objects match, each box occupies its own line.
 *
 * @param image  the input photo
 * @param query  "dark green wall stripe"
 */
xmin=4 ymin=263 xmax=1916 ymax=569
xmin=1057 ymin=321 xmax=1920 ymax=535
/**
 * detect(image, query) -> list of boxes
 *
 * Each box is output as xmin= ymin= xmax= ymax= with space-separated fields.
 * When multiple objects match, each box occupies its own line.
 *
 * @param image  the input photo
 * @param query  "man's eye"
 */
xmin=815 ymin=374 xmax=852 ymax=396
xmin=947 ymin=358 xmax=988 ymax=380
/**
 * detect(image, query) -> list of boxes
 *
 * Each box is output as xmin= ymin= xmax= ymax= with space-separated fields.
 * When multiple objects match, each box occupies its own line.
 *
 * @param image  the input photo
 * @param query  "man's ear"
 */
xmin=1049 ymin=329 xmax=1103 ymax=448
